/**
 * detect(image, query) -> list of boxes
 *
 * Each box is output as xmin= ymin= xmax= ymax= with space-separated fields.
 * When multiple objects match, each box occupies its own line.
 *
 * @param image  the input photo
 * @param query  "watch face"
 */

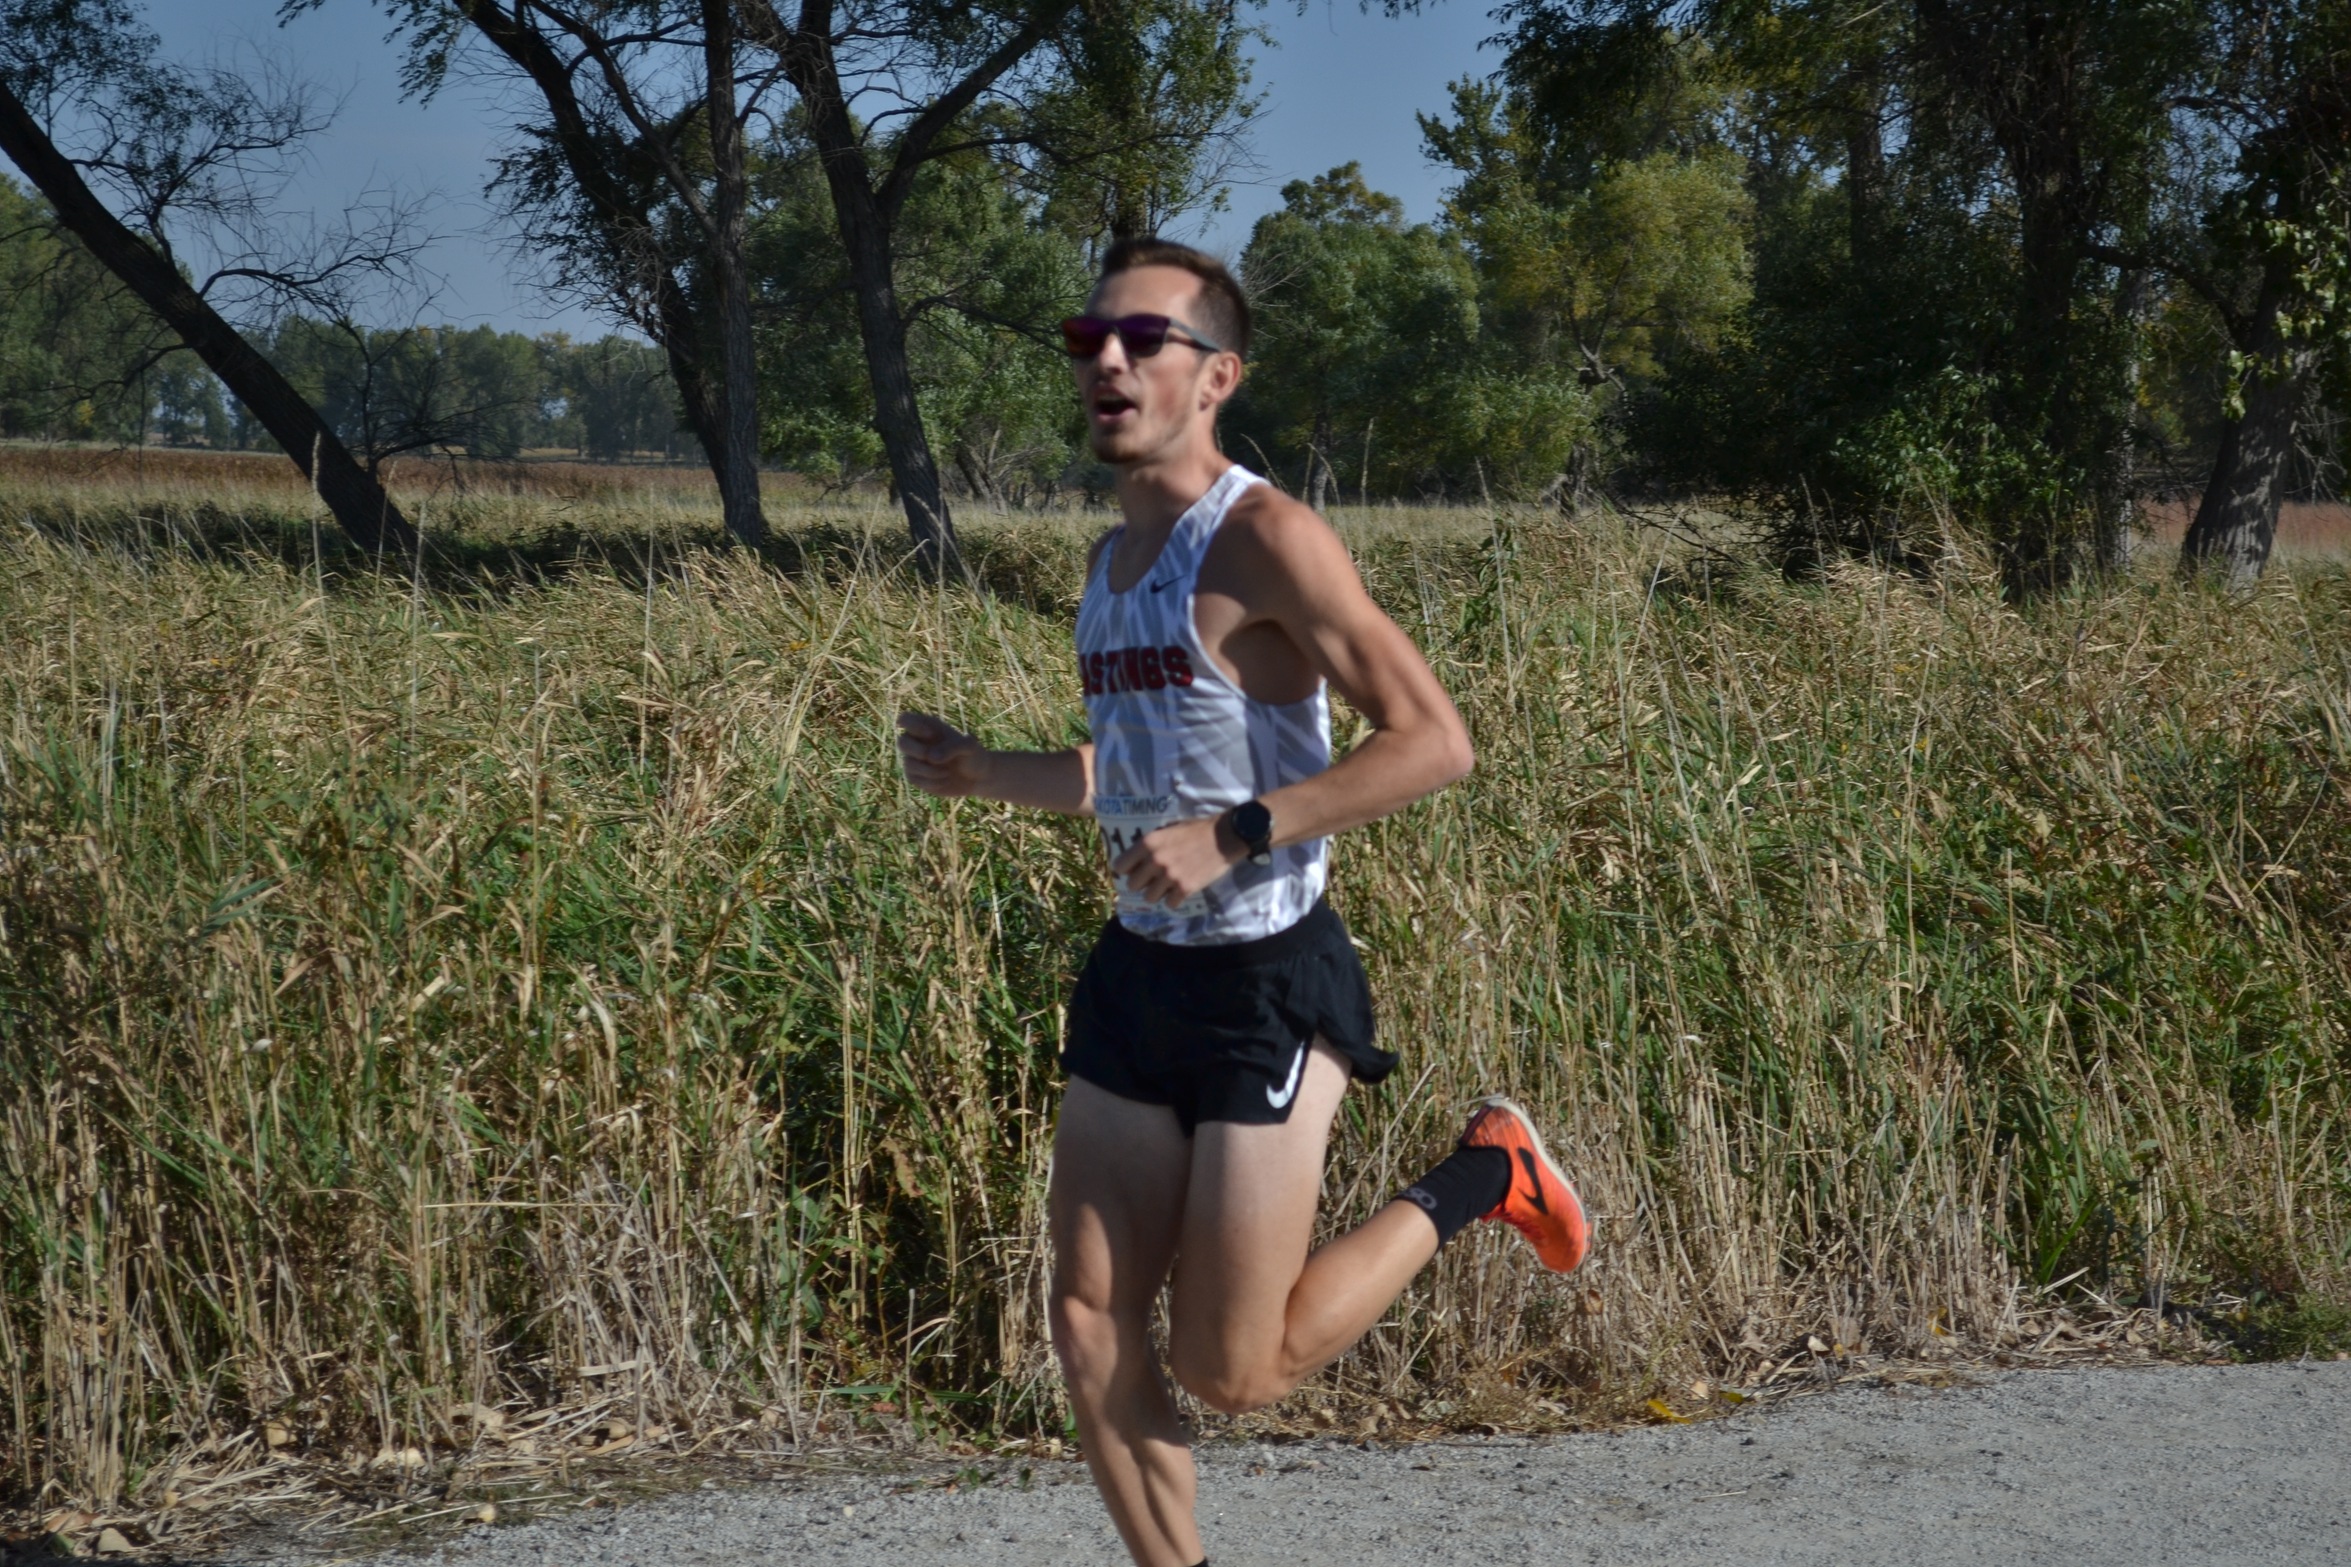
xmin=1233 ymin=801 xmax=1272 ymax=847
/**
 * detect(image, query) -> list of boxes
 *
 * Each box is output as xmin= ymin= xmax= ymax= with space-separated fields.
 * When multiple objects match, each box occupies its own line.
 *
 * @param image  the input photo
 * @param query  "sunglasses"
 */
xmin=1059 ymin=313 xmax=1225 ymax=359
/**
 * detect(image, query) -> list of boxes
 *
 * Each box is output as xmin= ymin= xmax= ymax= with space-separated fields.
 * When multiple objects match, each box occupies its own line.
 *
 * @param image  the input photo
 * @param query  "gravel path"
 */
xmin=301 ymin=1363 xmax=2350 ymax=1567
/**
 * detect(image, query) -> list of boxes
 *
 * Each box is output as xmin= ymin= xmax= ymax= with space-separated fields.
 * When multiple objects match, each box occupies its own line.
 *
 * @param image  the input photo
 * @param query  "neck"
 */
xmin=1112 ymin=434 xmax=1232 ymax=535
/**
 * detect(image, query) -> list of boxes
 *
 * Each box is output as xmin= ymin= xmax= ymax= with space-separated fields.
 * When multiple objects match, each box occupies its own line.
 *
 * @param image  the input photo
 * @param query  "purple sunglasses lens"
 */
xmin=1060 ymin=315 xmax=1176 ymax=357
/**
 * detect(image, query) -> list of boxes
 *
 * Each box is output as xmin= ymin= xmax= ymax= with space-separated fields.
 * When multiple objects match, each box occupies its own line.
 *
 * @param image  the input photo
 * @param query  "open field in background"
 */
xmin=6 ymin=445 xmax=2346 ymax=558
xmin=0 ymin=445 xmax=736 ymax=508
xmin=3 ymin=459 xmax=2350 ymax=1545
xmin=2136 ymin=498 xmax=2351 ymax=561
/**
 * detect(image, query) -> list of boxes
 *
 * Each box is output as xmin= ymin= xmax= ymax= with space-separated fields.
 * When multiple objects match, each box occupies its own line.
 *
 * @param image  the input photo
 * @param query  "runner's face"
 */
xmin=1074 ymin=266 xmax=1240 ymax=465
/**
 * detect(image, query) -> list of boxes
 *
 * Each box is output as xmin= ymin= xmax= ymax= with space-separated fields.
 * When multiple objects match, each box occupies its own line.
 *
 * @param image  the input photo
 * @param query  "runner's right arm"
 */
xmin=896 ymin=713 xmax=1094 ymax=816
xmin=894 ymin=528 xmax=1108 ymax=817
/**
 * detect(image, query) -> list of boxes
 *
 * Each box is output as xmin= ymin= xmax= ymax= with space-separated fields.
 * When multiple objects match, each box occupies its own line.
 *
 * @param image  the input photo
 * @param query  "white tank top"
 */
xmin=1076 ymin=465 xmax=1331 ymax=945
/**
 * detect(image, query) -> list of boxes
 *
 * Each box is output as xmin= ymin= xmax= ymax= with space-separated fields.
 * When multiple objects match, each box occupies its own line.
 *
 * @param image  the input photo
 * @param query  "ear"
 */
xmin=1198 ymin=350 xmax=1245 ymax=409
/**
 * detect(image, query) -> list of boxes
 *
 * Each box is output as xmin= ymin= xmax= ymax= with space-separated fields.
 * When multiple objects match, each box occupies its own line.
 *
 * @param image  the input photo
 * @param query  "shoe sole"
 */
xmin=1474 ymin=1094 xmax=1594 ymax=1267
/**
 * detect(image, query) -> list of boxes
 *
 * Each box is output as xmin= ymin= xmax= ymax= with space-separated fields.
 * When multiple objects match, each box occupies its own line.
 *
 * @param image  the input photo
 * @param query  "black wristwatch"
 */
xmin=1228 ymin=800 xmax=1275 ymax=867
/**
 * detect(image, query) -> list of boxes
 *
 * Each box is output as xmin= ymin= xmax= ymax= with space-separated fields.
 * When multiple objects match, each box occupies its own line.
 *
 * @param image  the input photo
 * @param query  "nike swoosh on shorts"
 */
xmin=1266 ymin=1043 xmax=1307 ymax=1109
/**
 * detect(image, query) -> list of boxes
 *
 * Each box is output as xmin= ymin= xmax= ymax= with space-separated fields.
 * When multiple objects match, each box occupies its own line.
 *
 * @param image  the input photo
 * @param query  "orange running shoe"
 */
xmin=1460 ymin=1096 xmax=1591 ymax=1273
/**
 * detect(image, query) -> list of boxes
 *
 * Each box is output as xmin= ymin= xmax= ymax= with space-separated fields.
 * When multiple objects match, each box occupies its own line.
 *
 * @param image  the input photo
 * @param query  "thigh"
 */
xmin=1050 ymin=1077 xmax=1193 ymax=1314
xmin=1166 ymin=1040 xmax=1353 ymax=1367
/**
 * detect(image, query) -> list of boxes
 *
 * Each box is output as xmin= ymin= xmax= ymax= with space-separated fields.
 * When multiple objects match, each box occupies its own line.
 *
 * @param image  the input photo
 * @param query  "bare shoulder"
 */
xmin=1213 ymin=483 xmax=1358 ymax=589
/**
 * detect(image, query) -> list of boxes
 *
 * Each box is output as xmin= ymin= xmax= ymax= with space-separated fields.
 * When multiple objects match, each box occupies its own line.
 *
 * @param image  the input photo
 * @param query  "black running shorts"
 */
xmin=1062 ymin=898 xmax=1395 ymax=1134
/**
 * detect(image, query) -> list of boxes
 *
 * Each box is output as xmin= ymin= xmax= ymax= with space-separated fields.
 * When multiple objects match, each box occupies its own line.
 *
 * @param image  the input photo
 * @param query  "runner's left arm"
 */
xmin=1112 ymin=495 xmax=1473 ymax=907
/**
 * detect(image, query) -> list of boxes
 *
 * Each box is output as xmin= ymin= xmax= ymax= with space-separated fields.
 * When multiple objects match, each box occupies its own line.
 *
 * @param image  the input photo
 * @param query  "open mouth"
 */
xmin=1090 ymin=388 xmax=1137 ymax=421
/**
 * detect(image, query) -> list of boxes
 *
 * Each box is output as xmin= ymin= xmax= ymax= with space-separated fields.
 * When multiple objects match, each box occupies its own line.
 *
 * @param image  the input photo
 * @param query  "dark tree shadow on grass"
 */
xmin=3 ymin=497 xmax=1093 ymax=618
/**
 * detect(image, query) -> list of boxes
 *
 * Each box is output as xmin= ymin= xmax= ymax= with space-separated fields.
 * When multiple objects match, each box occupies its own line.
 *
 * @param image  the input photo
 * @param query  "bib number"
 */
xmin=1095 ymin=793 xmax=1208 ymax=919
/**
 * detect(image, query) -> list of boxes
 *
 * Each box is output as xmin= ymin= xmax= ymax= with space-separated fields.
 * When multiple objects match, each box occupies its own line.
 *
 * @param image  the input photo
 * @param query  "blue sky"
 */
xmin=143 ymin=0 xmax=1497 ymax=338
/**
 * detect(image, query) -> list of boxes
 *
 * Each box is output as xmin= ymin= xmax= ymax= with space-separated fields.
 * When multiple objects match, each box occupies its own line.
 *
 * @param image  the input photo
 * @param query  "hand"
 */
xmin=897 ymin=711 xmax=991 ymax=798
xmin=1112 ymin=815 xmax=1243 ymax=909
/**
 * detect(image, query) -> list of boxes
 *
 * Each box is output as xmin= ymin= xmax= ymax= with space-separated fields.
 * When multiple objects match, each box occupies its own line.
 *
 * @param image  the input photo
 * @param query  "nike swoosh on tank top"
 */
xmin=1075 ymin=464 xmax=1332 ymax=945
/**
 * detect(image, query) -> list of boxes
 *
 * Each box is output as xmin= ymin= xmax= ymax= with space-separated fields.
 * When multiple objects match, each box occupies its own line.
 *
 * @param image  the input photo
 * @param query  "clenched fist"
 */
xmin=897 ymin=711 xmax=991 ymax=797
xmin=1113 ymin=816 xmax=1244 ymax=908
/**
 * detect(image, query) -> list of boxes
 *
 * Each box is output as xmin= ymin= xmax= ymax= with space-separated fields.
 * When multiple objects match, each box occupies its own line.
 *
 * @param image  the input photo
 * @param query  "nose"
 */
xmin=1093 ymin=328 xmax=1132 ymax=376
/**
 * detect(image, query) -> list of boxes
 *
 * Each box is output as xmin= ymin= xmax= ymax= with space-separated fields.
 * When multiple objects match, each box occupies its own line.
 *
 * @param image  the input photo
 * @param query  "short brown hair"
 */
xmin=1099 ymin=236 xmax=1252 ymax=360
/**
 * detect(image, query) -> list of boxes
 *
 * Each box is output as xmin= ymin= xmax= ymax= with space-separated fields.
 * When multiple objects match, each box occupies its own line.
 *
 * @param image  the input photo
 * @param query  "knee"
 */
xmin=1167 ymin=1345 xmax=1292 ymax=1416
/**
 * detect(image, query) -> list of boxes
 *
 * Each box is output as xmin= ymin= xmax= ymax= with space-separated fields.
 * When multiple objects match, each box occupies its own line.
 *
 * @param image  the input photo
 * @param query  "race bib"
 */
xmin=1094 ymin=792 xmax=1209 ymax=919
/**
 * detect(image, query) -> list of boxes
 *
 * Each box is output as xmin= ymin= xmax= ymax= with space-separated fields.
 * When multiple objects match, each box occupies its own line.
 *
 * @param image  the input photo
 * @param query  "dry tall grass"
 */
xmin=3 ymin=477 xmax=2348 ymax=1530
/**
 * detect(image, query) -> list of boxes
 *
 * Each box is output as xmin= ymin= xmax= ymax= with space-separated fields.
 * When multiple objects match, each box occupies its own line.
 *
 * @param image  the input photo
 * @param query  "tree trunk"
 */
xmin=844 ymin=202 xmax=956 ymax=569
xmin=802 ymin=120 xmax=958 ymax=572
xmin=1844 ymin=61 xmax=1885 ymax=260
xmin=2099 ymin=264 xmax=2154 ymax=572
xmin=704 ymin=0 xmax=768 ymax=550
xmin=750 ymin=0 xmax=1080 ymax=570
xmin=1306 ymin=409 xmax=1335 ymax=512
xmin=0 ymin=79 xmax=416 ymax=557
xmin=2181 ymin=299 xmax=2308 ymax=585
xmin=954 ymin=443 xmax=1005 ymax=508
xmin=452 ymin=0 xmax=747 ymax=548
xmin=657 ymin=313 xmax=726 ymax=478
xmin=2009 ymin=172 xmax=2097 ymax=590
xmin=1913 ymin=0 xmax=2128 ymax=593
xmin=774 ymin=18 xmax=967 ymax=573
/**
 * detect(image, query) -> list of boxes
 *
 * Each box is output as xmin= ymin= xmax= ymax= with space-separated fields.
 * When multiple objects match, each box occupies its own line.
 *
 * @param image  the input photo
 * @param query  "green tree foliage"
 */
xmin=354 ymin=0 xmax=1255 ymax=562
xmin=1905 ymin=0 xmax=2204 ymax=581
xmin=1 ymin=0 xmax=423 ymax=552
xmin=1230 ymin=57 xmax=1752 ymax=508
xmin=1635 ymin=147 xmax=2042 ymax=557
xmin=8 ymin=0 xmax=2342 ymax=581
xmin=1421 ymin=0 xmax=2346 ymax=585
xmin=2155 ymin=0 xmax=2351 ymax=577
xmin=1422 ymin=77 xmax=1750 ymax=485
xmin=251 ymin=322 xmax=697 ymax=466
xmin=0 ymin=171 xmax=178 ymax=441
xmin=1019 ymin=0 xmax=1262 ymax=240
xmin=750 ymin=121 xmax=1091 ymax=503
xmin=730 ymin=0 xmax=1258 ymax=510
xmin=0 ymin=189 xmax=694 ymax=465
xmin=148 ymin=354 xmax=227 ymax=447
xmin=559 ymin=334 xmax=693 ymax=462
xmin=1232 ymin=162 xmax=1592 ymax=503
xmin=265 ymin=318 xmax=553 ymax=467
xmin=1257 ymin=0 xmax=2301 ymax=555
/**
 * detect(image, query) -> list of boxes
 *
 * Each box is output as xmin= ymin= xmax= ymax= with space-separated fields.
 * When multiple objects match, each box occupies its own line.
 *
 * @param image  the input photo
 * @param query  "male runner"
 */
xmin=896 ymin=237 xmax=1590 ymax=1567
